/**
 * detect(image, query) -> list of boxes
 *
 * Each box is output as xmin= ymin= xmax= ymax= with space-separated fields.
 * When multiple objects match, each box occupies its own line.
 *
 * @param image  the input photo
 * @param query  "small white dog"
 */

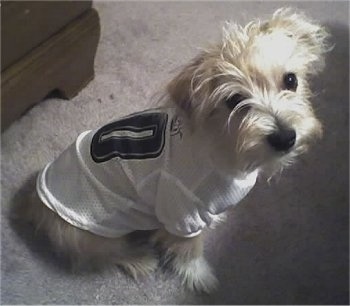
xmin=20 ymin=8 xmax=330 ymax=293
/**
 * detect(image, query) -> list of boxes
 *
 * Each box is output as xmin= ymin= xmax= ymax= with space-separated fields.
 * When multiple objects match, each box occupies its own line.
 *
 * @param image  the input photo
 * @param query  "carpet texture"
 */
xmin=1 ymin=1 xmax=349 ymax=304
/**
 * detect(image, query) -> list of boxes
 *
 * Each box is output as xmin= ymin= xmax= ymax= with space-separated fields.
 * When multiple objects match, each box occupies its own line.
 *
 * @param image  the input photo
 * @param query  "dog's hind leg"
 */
xmin=152 ymin=229 xmax=218 ymax=293
xmin=116 ymin=231 xmax=159 ymax=279
xmin=16 ymin=191 xmax=158 ymax=278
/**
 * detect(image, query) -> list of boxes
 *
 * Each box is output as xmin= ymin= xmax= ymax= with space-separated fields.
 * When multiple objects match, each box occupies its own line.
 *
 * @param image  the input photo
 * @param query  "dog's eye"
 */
xmin=283 ymin=73 xmax=298 ymax=91
xmin=225 ymin=94 xmax=246 ymax=110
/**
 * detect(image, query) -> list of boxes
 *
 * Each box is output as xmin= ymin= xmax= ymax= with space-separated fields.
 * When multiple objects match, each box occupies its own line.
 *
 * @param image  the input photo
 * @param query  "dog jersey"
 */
xmin=37 ymin=108 xmax=258 ymax=238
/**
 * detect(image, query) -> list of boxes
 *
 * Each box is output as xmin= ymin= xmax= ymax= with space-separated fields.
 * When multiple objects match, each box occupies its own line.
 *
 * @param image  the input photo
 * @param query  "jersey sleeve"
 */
xmin=154 ymin=171 xmax=207 ymax=237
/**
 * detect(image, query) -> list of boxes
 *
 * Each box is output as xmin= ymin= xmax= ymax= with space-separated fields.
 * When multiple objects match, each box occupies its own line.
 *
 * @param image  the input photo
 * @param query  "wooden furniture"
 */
xmin=1 ymin=1 xmax=100 ymax=131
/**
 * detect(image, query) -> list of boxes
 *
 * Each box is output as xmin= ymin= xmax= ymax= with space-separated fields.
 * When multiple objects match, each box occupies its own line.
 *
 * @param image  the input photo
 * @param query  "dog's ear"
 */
xmin=167 ymin=63 xmax=193 ymax=111
xmin=167 ymin=56 xmax=204 ymax=112
xmin=262 ymin=8 xmax=331 ymax=73
xmin=167 ymin=52 xmax=216 ymax=114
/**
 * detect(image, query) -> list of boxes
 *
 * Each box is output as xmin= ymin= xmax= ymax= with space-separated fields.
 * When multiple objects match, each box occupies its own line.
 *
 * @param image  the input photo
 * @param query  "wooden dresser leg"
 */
xmin=1 ymin=8 xmax=100 ymax=131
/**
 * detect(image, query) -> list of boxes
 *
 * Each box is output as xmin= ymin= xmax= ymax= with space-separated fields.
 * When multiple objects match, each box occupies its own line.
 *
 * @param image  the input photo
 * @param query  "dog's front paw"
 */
xmin=174 ymin=256 xmax=218 ymax=293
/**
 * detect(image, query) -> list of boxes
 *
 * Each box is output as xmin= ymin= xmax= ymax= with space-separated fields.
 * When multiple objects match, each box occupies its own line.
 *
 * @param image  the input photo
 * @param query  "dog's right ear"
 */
xmin=167 ymin=53 xmax=216 ymax=114
xmin=167 ymin=57 xmax=200 ymax=112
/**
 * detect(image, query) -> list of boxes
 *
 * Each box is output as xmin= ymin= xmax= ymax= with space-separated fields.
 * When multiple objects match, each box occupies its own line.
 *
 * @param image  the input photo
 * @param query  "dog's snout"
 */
xmin=267 ymin=128 xmax=296 ymax=151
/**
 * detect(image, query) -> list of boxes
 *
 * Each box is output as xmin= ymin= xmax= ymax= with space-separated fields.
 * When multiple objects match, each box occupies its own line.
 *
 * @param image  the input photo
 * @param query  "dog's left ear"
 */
xmin=263 ymin=8 xmax=331 ymax=74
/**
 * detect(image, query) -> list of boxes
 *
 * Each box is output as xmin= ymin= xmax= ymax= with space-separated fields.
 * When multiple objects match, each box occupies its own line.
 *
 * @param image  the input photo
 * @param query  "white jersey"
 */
xmin=37 ymin=108 xmax=258 ymax=238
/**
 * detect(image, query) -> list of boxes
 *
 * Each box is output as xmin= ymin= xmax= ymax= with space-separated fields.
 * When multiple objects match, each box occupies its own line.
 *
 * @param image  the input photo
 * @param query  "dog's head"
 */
xmin=167 ymin=8 xmax=330 ymax=178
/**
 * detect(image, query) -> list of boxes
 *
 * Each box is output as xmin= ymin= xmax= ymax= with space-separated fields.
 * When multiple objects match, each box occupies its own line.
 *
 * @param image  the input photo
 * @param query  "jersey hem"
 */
xmin=36 ymin=165 xmax=135 ymax=238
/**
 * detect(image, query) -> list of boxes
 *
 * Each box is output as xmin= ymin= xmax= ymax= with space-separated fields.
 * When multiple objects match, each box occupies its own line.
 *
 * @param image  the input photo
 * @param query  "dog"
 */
xmin=19 ymin=8 xmax=330 ymax=293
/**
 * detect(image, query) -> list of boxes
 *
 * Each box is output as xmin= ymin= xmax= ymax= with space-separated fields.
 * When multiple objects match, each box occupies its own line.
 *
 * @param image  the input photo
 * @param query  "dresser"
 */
xmin=1 ymin=0 xmax=101 ymax=130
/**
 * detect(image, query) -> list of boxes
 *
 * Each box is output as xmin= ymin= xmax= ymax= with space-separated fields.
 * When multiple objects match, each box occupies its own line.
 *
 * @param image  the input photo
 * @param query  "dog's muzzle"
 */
xmin=267 ymin=128 xmax=296 ymax=152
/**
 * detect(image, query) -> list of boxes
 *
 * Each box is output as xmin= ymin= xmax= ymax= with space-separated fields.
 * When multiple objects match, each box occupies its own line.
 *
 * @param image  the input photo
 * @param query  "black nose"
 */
xmin=267 ymin=128 xmax=296 ymax=151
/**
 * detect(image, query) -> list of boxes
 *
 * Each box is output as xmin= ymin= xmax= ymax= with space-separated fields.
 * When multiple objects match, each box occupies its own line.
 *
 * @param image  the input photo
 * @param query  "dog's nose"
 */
xmin=267 ymin=128 xmax=296 ymax=151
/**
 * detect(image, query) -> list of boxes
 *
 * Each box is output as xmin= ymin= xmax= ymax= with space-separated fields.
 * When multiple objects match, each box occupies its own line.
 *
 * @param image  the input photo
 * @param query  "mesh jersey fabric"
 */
xmin=37 ymin=107 xmax=258 ymax=238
